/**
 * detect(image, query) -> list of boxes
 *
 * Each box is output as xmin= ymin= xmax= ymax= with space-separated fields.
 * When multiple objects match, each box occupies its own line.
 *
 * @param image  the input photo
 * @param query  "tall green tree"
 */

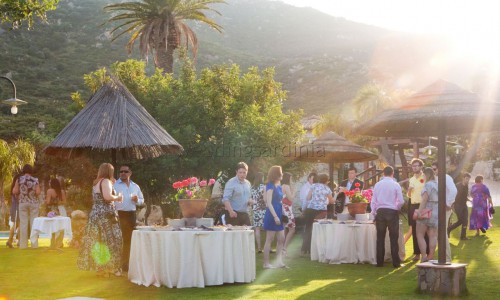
xmin=0 ymin=139 xmax=35 ymax=226
xmin=0 ymin=0 xmax=59 ymax=29
xmin=105 ymin=0 xmax=224 ymax=74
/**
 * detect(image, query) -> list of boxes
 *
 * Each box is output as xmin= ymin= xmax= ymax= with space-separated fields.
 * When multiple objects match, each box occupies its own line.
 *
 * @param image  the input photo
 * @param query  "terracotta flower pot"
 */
xmin=178 ymin=199 xmax=208 ymax=218
xmin=347 ymin=202 xmax=368 ymax=217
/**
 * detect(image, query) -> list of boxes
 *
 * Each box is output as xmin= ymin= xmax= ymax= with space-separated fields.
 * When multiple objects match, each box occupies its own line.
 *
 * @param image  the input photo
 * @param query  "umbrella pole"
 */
xmin=436 ymin=129 xmax=448 ymax=265
xmin=112 ymin=149 xmax=117 ymax=177
xmin=329 ymin=160 xmax=334 ymax=188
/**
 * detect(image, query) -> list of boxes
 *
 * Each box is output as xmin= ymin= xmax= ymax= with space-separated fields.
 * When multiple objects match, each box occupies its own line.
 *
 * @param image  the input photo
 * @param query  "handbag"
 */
xmin=490 ymin=207 xmax=495 ymax=215
xmin=413 ymin=208 xmax=432 ymax=220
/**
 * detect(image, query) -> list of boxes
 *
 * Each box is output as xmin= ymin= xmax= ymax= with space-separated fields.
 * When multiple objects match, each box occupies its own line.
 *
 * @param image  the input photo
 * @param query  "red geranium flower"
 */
xmin=420 ymin=179 xmax=424 ymax=184
xmin=355 ymin=182 xmax=361 ymax=188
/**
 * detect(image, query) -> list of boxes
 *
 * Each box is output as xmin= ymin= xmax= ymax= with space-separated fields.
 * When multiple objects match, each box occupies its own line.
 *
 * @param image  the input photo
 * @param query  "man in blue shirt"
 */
xmin=222 ymin=162 xmax=253 ymax=226
xmin=114 ymin=164 xmax=144 ymax=272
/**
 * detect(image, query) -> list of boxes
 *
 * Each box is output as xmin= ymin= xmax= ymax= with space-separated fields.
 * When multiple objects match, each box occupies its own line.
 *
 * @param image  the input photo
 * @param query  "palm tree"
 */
xmin=105 ymin=0 xmax=225 ymax=74
xmin=0 ymin=139 xmax=35 ymax=227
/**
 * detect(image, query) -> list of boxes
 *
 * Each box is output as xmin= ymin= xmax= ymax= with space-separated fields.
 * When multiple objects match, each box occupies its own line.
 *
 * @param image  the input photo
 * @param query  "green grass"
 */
xmin=1 ymin=217 xmax=498 ymax=300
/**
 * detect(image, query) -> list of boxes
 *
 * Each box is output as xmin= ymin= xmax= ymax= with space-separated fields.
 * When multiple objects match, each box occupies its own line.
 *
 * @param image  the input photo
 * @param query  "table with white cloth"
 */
xmin=128 ymin=229 xmax=256 ymax=288
xmin=311 ymin=221 xmax=405 ymax=265
xmin=30 ymin=216 xmax=72 ymax=240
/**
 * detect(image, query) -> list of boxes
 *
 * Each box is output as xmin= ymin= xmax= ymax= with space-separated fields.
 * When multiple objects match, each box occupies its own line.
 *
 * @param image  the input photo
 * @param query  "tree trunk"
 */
xmin=379 ymin=138 xmax=395 ymax=166
xmin=156 ymin=44 xmax=174 ymax=74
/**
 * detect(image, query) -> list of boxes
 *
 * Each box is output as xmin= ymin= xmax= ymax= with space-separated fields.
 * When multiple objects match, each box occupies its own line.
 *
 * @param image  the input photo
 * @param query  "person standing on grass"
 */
xmin=281 ymin=172 xmax=296 ymax=258
xmin=262 ymin=166 xmax=287 ymax=269
xmin=222 ymin=162 xmax=253 ymax=226
xmin=7 ymin=174 xmax=21 ymax=248
xmin=114 ymin=164 xmax=144 ymax=272
xmin=407 ymin=158 xmax=429 ymax=261
xmin=301 ymin=173 xmax=335 ymax=256
xmin=448 ymin=173 xmax=471 ymax=240
xmin=251 ymin=172 xmax=266 ymax=253
xmin=371 ymin=166 xmax=404 ymax=268
xmin=45 ymin=178 xmax=68 ymax=248
xmin=469 ymin=175 xmax=494 ymax=237
xmin=77 ymin=163 xmax=124 ymax=277
xmin=12 ymin=164 xmax=41 ymax=249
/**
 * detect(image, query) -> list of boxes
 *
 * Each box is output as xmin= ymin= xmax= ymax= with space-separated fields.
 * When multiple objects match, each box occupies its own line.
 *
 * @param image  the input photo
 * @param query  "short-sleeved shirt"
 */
xmin=408 ymin=174 xmax=425 ymax=204
xmin=18 ymin=175 xmax=39 ymax=204
xmin=222 ymin=176 xmax=251 ymax=213
xmin=307 ymin=183 xmax=332 ymax=211
xmin=422 ymin=181 xmax=438 ymax=203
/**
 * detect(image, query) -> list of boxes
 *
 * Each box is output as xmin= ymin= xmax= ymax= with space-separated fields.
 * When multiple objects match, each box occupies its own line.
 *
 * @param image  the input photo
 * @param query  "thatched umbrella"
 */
xmin=296 ymin=131 xmax=378 ymax=185
xmin=44 ymin=78 xmax=183 ymax=165
xmin=358 ymin=79 xmax=500 ymax=265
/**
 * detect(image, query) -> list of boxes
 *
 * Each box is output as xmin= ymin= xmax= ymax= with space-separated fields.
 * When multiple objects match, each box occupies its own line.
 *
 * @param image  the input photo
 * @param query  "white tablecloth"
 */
xmin=311 ymin=222 xmax=404 ymax=265
xmin=30 ymin=217 xmax=72 ymax=239
xmin=128 ymin=230 xmax=256 ymax=288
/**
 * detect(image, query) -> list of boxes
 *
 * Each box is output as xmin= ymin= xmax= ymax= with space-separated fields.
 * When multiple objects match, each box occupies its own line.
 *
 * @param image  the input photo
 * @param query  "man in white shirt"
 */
xmin=300 ymin=172 xmax=317 ymax=212
xmin=371 ymin=166 xmax=404 ymax=268
xmin=432 ymin=162 xmax=457 ymax=262
xmin=114 ymin=164 xmax=144 ymax=272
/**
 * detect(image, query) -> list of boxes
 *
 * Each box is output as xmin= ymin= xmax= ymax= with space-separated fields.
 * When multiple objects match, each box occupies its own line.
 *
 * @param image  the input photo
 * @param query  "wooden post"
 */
xmin=437 ymin=128 xmax=448 ymax=265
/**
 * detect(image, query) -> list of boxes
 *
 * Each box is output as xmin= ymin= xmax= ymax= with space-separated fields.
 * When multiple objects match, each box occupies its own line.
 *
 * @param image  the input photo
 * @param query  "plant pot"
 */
xmin=347 ymin=202 xmax=368 ymax=217
xmin=178 ymin=199 xmax=208 ymax=218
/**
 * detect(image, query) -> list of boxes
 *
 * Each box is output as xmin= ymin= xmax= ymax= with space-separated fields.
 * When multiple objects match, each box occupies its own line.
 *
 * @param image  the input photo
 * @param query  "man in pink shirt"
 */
xmin=371 ymin=166 xmax=404 ymax=268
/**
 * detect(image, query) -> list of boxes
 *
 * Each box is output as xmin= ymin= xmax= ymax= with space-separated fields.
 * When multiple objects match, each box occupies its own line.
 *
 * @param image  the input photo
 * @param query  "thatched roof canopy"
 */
xmin=44 ymin=79 xmax=183 ymax=160
xmin=358 ymin=80 xmax=500 ymax=137
xmin=296 ymin=131 xmax=378 ymax=163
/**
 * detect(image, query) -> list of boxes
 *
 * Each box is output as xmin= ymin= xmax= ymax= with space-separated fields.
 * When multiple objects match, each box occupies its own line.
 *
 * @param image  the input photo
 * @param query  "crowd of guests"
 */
xmin=5 ymin=159 xmax=495 ymax=273
xmin=221 ymin=159 xmax=495 ymax=269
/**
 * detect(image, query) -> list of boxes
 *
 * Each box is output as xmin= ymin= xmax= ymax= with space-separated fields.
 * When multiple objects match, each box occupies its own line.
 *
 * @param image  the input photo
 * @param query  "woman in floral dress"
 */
xmin=281 ymin=172 xmax=295 ymax=257
xmin=470 ymin=175 xmax=494 ymax=236
xmin=77 ymin=163 xmax=124 ymax=277
xmin=251 ymin=172 xmax=266 ymax=253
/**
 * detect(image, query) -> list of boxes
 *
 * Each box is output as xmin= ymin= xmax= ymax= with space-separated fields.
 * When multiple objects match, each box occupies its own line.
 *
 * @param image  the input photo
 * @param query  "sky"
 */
xmin=279 ymin=0 xmax=500 ymax=65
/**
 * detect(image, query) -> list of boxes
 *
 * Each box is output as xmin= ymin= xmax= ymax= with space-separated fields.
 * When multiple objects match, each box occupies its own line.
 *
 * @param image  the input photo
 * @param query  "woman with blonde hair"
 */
xmin=416 ymin=167 xmax=439 ymax=262
xmin=262 ymin=166 xmax=287 ymax=269
xmin=77 ymin=163 xmax=124 ymax=277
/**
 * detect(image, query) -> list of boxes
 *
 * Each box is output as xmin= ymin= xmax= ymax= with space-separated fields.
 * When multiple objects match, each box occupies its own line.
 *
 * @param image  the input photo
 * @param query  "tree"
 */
xmin=0 ymin=0 xmax=59 ymax=29
xmin=72 ymin=58 xmax=304 ymax=213
xmin=105 ymin=0 xmax=224 ymax=74
xmin=0 ymin=139 xmax=35 ymax=226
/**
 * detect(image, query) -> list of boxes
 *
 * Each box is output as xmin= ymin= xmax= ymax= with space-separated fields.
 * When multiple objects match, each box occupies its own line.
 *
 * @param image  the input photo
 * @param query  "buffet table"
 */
xmin=30 ymin=217 xmax=72 ymax=240
xmin=128 ymin=229 xmax=256 ymax=288
xmin=311 ymin=221 xmax=404 ymax=265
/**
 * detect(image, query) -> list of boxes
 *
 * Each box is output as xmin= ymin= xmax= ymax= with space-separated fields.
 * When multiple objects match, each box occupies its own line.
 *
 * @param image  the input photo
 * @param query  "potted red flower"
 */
xmin=172 ymin=177 xmax=216 ymax=218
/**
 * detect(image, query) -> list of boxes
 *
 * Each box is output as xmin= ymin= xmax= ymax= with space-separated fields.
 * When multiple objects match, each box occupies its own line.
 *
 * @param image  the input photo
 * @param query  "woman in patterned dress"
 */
xmin=251 ymin=172 xmax=266 ymax=253
xmin=470 ymin=175 xmax=494 ymax=236
xmin=281 ymin=172 xmax=295 ymax=257
xmin=77 ymin=163 xmax=124 ymax=277
xmin=12 ymin=164 xmax=41 ymax=249
xmin=45 ymin=178 xmax=67 ymax=248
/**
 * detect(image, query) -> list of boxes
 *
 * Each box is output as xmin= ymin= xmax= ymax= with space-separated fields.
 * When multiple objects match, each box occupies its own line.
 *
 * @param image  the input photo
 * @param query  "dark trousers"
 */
xmin=223 ymin=210 xmax=251 ymax=226
xmin=118 ymin=210 xmax=136 ymax=272
xmin=375 ymin=208 xmax=400 ymax=267
xmin=408 ymin=203 xmax=429 ymax=255
xmin=301 ymin=208 xmax=322 ymax=253
xmin=449 ymin=204 xmax=468 ymax=239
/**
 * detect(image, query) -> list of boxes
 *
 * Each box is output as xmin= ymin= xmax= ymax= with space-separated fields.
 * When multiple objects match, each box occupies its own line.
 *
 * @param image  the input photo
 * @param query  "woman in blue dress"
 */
xmin=262 ymin=165 xmax=286 ymax=269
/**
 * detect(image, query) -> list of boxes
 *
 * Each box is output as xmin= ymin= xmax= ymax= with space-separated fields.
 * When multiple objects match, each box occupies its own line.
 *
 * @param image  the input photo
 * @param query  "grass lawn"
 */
xmin=1 ymin=214 xmax=498 ymax=300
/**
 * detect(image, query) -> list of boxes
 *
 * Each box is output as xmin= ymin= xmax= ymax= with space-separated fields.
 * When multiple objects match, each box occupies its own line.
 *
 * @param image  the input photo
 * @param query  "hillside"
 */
xmin=0 ymin=0 xmax=476 ymax=139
